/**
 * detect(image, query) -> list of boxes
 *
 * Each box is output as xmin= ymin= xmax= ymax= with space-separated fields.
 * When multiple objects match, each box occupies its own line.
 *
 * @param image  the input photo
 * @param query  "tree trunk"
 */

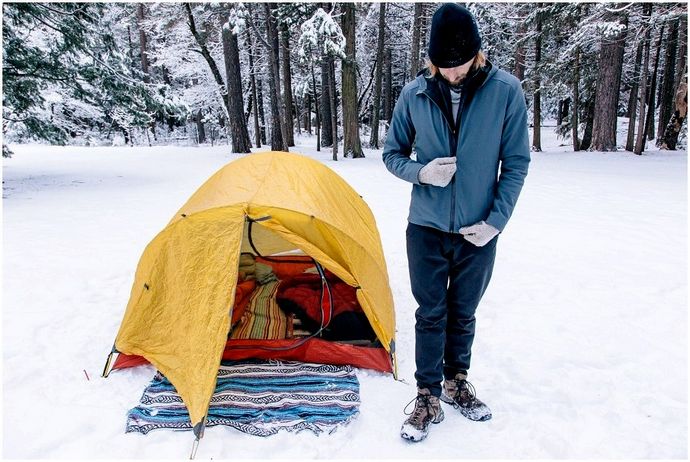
xmin=591 ymin=11 xmax=627 ymax=151
xmin=270 ymin=3 xmax=286 ymax=146
xmin=256 ymin=77 xmax=267 ymax=146
xmin=401 ymin=50 xmax=408 ymax=88
xmin=246 ymin=28 xmax=261 ymax=148
xmin=557 ymin=99 xmax=570 ymax=127
xmin=562 ymin=99 xmax=570 ymax=123
xmin=320 ymin=59 xmax=333 ymax=147
xmin=221 ymin=10 xmax=252 ymax=153
xmin=383 ymin=47 xmax=393 ymax=122
xmin=634 ymin=5 xmax=653 ymax=155
xmin=410 ymin=2 xmax=423 ymax=79
xmin=357 ymin=48 xmax=378 ymax=117
xmin=572 ymin=45 xmax=581 ymax=151
xmin=580 ymin=96 xmax=595 ymax=151
xmin=420 ymin=3 xmax=431 ymax=61
xmin=513 ymin=4 xmax=527 ymax=83
xmin=136 ymin=4 xmax=150 ymax=83
xmin=136 ymin=3 xmax=156 ymax=138
xmin=310 ymin=61 xmax=321 ymax=151
xmin=532 ymin=4 xmax=543 ymax=152
xmin=660 ymin=81 xmax=687 ymax=150
xmin=657 ymin=18 xmax=679 ymax=145
xmin=645 ymin=24 xmax=665 ymax=141
xmin=328 ymin=58 xmax=339 ymax=161
xmin=316 ymin=1 xmax=335 ymax=147
xmin=245 ymin=91 xmax=252 ymax=123
xmin=626 ymin=39 xmax=644 ymax=152
xmin=341 ymin=2 xmax=363 ymax=158
xmin=305 ymin=93 xmax=311 ymax=133
xmin=370 ymin=2 xmax=386 ymax=149
xmin=126 ymin=25 xmax=135 ymax=63
xmin=195 ymin=109 xmax=206 ymax=144
xmin=163 ymin=66 xmax=176 ymax=131
xmin=280 ymin=21 xmax=295 ymax=146
xmin=294 ymin=98 xmax=301 ymax=136
xmin=161 ymin=64 xmax=172 ymax=86
xmin=263 ymin=3 xmax=287 ymax=151
xmin=184 ymin=2 xmax=229 ymax=116
xmin=673 ymin=15 xmax=687 ymax=97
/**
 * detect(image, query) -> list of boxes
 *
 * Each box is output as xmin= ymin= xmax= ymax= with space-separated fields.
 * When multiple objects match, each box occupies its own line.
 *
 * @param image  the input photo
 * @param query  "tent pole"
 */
xmin=101 ymin=345 xmax=118 ymax=378
xmin=390 ymin=341 xmax=398 ymax=380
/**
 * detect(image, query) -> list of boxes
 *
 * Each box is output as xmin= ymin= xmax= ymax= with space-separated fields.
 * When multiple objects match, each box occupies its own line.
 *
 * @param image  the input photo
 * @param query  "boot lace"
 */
xmin=458 ymin=379 xmax=477 ymax=404
xmin=461 ymin=380 xmax=476 ymax=397
xmin=447 ymin=378 xmax=477 ymax=402
xmin=403 ymin=393 xmax=430 ymax=423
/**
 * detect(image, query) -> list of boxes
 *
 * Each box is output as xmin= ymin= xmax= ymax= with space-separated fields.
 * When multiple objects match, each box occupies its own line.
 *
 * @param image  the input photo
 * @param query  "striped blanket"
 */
xmin=230 ymin=281 xmax=288 ymax=340
xmin=126 ymin=360 xmax=360 ymax=436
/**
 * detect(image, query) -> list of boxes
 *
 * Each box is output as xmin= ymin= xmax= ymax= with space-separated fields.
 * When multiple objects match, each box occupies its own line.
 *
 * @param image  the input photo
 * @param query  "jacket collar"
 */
xmin=415 ymin=59 xmax=495 ymax=131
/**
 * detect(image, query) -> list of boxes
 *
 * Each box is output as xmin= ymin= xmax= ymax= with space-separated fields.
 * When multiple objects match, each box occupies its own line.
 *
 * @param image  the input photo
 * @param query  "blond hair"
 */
xmin=424 ymin=50 xmax=487 ymax=78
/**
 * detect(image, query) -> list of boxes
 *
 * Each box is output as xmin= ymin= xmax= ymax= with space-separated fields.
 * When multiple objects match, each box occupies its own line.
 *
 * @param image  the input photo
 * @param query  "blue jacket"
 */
xmin=382 ymin=61 xmax=530 ymax=233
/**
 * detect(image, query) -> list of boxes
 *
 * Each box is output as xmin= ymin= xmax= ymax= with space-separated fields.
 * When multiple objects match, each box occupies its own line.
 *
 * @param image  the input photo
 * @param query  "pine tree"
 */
xmin=369 ymin=2 xmax=386 ymax=149
xmin=2 ymin=3 xmax=172 ymax=153
xmin=634 ymin=4 xmax=654 ymax=155
xmin=297 ymin=5 xmax=346 ymax=156
xmin=5 ymin=1 xmax=686 ymax=155
xmin=221 ymin=4 xmax=252 ymax=153
xmin=591 ymin=8 xmax=628 ymax=151
xmin=280 ymin=21 xmax=296 ymax=147
xmin=656 ymin=17 xmax=679 ymax=144
xmin=532 ymin=4 xmax=544 ymax=152
xmin=341 ymin=2 xmax=363 ymax=158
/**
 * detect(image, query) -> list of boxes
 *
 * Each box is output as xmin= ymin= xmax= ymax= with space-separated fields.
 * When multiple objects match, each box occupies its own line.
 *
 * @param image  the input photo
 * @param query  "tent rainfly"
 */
xmin=103 ymin=151 xmax=397 ymax=442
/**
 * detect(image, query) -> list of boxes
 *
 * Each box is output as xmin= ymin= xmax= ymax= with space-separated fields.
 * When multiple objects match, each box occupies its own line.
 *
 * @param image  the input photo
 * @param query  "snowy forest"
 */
xmin=2 ymin=2 xmax=688 ymax=159
xmin=3 ymin=3 xmax=688 ymax=459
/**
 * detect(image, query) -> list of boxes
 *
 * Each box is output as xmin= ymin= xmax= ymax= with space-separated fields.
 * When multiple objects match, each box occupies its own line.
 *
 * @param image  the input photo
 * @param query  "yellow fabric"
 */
xmin=113 ymin=151 xmax=395 ymax=429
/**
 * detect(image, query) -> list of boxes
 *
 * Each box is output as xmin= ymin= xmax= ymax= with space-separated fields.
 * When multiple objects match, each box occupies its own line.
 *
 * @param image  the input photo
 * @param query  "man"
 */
xmin=382 ymin=3 xmax=530 ymax=442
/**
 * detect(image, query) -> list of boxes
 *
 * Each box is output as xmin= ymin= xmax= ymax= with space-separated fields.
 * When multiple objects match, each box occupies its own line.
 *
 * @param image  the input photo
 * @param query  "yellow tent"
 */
xmin=106 ymin=151 xmax=396 ymax=437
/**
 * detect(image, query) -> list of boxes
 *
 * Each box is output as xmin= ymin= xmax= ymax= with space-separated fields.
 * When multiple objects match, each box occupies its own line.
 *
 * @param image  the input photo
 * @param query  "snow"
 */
xmin=2 ymin=126 xmax=687 ymax=458
xmin=224 ymin=3 xmax=246 ymax=36
xmin=298 ymin=8 xmax=346 ymax=62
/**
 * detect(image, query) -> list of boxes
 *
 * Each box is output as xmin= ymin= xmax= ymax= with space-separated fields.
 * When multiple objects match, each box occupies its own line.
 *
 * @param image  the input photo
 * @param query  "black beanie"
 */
xmin=428 ymin=3 xmax=482 ymax=68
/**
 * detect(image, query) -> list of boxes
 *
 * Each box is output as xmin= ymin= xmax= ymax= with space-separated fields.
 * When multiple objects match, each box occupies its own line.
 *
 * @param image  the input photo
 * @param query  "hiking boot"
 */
xmin=400 ymin=388 xmax=445 ymax=442
xmin=440 ymin=373 xmax=492 ymax=421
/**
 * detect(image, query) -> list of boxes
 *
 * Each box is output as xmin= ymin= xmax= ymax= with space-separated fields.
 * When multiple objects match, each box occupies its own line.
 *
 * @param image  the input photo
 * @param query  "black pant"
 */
xmin=406 ymin=222 xmax=497 ymax=397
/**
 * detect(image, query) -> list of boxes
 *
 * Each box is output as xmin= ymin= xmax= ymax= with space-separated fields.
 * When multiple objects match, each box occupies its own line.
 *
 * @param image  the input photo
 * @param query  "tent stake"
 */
xmin=190 ymin=421 xmax=205 ymax=459
xmin=189 ymin=436 xmax=200 ymax=459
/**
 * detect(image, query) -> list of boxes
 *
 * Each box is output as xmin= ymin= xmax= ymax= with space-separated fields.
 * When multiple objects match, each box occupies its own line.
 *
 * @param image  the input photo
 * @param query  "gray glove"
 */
xmin=459 ymin=221 xmax=499 ymax=247
xmin=418 ymin=157 xmax=457 ymax=187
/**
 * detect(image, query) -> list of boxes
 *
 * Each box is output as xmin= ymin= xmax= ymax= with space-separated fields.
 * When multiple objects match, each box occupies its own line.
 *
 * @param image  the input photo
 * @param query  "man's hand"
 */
xmin=418 ymin=157 xmax=457 ymax=187
xmin=459 ymin=221 xmax=499 ymax=247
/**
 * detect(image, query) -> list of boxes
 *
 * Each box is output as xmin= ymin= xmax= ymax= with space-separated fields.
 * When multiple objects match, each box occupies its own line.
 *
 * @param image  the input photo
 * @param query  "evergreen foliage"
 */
xmin=2 ymin=3 xmax=185 ymax=154
xmin=3 ymin=2 xmax=687 ymax=155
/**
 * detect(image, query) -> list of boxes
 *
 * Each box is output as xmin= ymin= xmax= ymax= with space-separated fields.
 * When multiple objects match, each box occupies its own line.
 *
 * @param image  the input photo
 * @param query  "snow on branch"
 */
xmin=297 ymin=7 xmax=346 ymax=63
xmin=222 ymin=3 xmax=247 ymax=35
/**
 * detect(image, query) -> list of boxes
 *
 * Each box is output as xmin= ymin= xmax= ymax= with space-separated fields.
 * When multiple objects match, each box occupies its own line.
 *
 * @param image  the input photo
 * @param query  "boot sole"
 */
xmin=400 ymin=412 xmax=444 ymax=442
xmin=400 ymin=430 xmax=427 ymax=442
xmin=440 ymin=393 xmax=492 ymax=422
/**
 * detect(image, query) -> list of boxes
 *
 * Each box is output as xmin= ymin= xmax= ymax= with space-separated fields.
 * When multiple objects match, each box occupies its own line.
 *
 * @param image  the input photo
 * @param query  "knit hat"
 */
xmin=428 ymin=3 xmax=482 ymax=68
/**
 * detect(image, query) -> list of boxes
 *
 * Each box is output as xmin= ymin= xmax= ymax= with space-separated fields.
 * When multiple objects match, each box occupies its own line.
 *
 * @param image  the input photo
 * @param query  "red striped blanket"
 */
xmin=230 ymin=281 xmax=287 ymax=340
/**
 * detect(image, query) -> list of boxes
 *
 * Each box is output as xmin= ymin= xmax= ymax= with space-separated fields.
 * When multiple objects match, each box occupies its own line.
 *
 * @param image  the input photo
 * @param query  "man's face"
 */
xmin=438 ymin=58 xmax=475 ymax=86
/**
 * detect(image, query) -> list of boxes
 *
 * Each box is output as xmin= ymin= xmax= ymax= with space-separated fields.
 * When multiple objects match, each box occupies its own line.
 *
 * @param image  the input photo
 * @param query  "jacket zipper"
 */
xmin=420 ymin=92 xmax=461 ymax=232
xmin=450 ymin=93 xmax=464 ymax=233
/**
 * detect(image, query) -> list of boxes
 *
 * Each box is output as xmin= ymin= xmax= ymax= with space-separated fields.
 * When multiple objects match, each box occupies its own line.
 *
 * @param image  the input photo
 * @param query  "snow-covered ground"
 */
xmin=2 ymin=126 xmax=687 ymax=458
